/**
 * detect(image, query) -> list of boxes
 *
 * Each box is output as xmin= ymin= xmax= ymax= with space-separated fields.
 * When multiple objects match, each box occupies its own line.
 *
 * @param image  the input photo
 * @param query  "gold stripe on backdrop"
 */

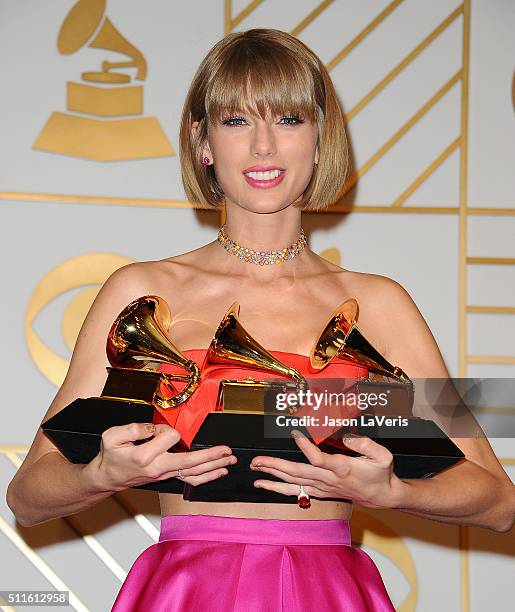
xmin=290 ymin=0 xmax=335 ymax=37
xmin=2 ymin=194 xmax=514 ymax=215
xmin=343 ymin=5 xmax=464 ymax=123
xmin=467 ymin=304 xmax=515 ymax=314
xmin=467 ymin=356 xmax=515 ymax=365
xmin=472 ymin=406 xmax=515 ymax=414
xmin=0 ymin=192 xmax=205 ymax=209
xmin=460 ymin=525 xmax=470 ymax=612
xmin=391 ymin=138 xmax=461 ymax=208
xmin=341 ymin=71 xmax=462 ymax=194
xmin=467 ymin=307 xmax=515 ymax=315
xmin=326 ymin=0 xmax=405 ymax=72
xmin=459 ymin=0 xmax=470 ymax=383
xmin=467 ymin=257 xmax=515 ymax=265
xmin=225 ymin=0 xmax=264 ymax=34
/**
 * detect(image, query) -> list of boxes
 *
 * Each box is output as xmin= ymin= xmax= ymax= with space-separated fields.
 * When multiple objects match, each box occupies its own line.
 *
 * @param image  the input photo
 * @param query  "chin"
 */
xmin=228 ymin=189 xmax=306 ymax=214
xmin=239 ymin=199 xmax=295 ymax=214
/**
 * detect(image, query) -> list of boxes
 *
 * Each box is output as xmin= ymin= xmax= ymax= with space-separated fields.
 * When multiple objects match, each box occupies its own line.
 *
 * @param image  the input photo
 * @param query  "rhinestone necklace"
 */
xmin=217 ymin=224 xmax=307 ymax=265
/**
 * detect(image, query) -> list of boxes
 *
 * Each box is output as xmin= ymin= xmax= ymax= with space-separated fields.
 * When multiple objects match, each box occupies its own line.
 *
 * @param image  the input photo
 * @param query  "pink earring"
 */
xmin=201 ymin=156 xmax=210 ymax=165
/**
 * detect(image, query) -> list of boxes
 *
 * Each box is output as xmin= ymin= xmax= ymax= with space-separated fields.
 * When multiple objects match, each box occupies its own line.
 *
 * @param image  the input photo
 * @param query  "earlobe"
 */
xmin=202 ymin=144 xmax=213 ymax=165
xmin=191 ymin=121 xmax=199 ymax=139
xmin=191 ymin=120 xmax=213 ymax=165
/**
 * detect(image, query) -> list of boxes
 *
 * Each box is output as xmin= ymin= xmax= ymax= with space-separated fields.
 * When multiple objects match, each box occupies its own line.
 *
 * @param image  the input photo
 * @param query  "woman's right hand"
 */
xmin=85 ymin=422 xmax=236 ymax=492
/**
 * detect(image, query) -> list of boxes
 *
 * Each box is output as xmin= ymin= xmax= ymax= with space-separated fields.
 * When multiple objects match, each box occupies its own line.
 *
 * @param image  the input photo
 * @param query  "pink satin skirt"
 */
xmin=111 ymin=514 xmax=395 ymax=612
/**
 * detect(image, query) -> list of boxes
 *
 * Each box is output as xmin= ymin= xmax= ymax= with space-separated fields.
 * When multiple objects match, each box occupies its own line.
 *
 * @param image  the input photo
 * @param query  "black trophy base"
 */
xmin=41 ymin=397 xmax=185 ymax=494
xmin=183 ymin=413 xmax=465 ymax=503
xmin=41 ymin=401 xmax=465 ymax=502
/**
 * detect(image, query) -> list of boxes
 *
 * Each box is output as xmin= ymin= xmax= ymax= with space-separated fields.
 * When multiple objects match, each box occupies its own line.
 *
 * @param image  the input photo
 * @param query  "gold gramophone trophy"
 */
xmin=203 ymin=302 xmax=306 ymax=414
xmin=33 ymin=0 xmax=173 ymax=161
xmin=309 ymin=298 xmax=414 ymax=414
xmin=41 ymin=296 xmax=200 ymax=484
xmin=183 ymin=302 xmax=316 ymax=503
xmin=308 ymin=298 xmax=464 ymax=479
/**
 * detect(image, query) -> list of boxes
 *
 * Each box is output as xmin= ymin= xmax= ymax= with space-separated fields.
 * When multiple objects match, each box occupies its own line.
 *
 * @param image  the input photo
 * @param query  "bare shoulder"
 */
xmin=337 ymin=269 xmax=429 ymax=328
xmin=328 ymin=268 xmax=449 ymax=375
xmin=319 ymin=265 xmax=416 ymax=321
xmin=340 ymin=269 xmax=410 ymax=303
xmin=108 ymin=247 xmax=212 ymax=297
xmin=151 ymin=244 xmax=217 ymax=282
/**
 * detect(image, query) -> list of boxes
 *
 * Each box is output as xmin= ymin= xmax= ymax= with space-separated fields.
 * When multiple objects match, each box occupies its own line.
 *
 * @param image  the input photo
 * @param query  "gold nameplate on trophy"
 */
xmin=216 ymin=379 xmax=300 ymax=414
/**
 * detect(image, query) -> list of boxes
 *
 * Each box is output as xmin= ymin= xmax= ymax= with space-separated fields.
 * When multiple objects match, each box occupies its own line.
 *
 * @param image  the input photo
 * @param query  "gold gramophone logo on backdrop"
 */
xmin=33 ymin=0 xmax=174 ymax=161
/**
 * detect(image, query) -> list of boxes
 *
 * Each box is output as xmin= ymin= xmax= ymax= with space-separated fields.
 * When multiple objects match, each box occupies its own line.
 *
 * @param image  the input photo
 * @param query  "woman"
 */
xmin=7 ymin=29 xmax=513 ymax=612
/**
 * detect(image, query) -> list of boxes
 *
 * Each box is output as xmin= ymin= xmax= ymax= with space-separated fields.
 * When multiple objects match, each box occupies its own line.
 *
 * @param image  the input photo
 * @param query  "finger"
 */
xmin=253 ymin=480 xmax=328 ymax=498
xmin=341 ymin=434 xmax=393 ymax=466
xmin=132 ymin=426 xmax=182 ymax=465
xmin=175 ymin=467 xmax=230 ymax=486
xmin=102 ymin=422 xmax=157 ymax=447
xmin=170 ymin=445 xmax=233 ymax=470
xmin=157 ymin=453 xmax=237 ymax=478
xmin=251 ymin=464 xmax=331 ymax=491
xmin=290 ymin=430 xmax=336 ymax=469
xmin=250 ymin=454 xmax=334 ymax=483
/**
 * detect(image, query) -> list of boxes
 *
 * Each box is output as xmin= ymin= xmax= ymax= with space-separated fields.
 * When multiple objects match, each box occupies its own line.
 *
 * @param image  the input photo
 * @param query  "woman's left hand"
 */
xmin=250 ymin=430 xmax=405 ymax=509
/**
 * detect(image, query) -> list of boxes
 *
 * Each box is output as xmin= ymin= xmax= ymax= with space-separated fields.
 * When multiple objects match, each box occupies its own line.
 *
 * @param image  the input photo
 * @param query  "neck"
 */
xmin=223 ymin=203 xmax=303 ymax=250
xmin=211 ymin=203 xmax=310 ymax=281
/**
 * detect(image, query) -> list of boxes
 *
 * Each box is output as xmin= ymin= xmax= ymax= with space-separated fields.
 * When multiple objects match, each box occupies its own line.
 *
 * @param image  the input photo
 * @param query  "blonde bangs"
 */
xmin=205 ymin=44 xmax=319 ymax=123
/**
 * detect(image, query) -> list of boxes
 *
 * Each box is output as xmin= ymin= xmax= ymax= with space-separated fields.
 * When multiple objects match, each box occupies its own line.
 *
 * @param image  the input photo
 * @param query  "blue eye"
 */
xmin=222 ymin=117 xmax=247 ymax=126
xmin=279 ymin=115 xmax=304 ymax=125
xmin=221 ymin=115 xmax=304 ymax=127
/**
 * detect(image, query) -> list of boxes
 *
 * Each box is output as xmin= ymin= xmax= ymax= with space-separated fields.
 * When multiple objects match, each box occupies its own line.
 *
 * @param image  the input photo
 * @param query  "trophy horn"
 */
xmin=106 ymin=295 xmax=200 ymax=409
xmin=309 ymin=298 xmax=411 ymax=384
xmin=201 ymin=302 xmax=307 ymax=412
xmin=202 ymin=302 xmax=306 ymax=386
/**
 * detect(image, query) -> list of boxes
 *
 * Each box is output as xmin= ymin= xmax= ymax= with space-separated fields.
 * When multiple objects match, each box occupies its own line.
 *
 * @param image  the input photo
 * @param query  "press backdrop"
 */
xmin=1 ymin=1 xmax=514 ymax=611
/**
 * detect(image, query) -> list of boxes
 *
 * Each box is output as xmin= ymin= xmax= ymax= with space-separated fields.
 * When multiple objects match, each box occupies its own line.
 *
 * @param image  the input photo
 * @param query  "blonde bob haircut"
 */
xmin=179 ymin=28 xmax=350 ymax=211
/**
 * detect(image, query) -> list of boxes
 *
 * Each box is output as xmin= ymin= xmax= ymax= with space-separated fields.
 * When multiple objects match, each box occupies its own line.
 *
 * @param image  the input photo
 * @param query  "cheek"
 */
xmin=288 ymin=149 xmax=317 ymax=182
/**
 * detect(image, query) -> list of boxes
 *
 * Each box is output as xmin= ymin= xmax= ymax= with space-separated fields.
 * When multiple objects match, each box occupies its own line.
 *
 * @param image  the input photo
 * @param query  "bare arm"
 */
xmin=389 ymin=451 xmax=515 ymax=532
xmin=6 ymin=263 xmax=158 ymax=526
xmin=375 ymin=276 xmax=514 ymax=532
xmin=6 ymin=263 xmax=234 ymax=527
xmin=6 ymin=451 xmax=118 ymax=527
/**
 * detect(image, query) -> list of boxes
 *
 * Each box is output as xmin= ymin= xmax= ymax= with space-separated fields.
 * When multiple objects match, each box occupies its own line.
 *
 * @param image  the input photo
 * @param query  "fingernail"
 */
xmin=291 ymin=429 xmax=301 ymax=438
xmin=145 ymin=423 xmax=155 ymax=433
xmin=223 ymin=449 xmax=232 ymax=456
xmin=343 ymin=432 xmax=361 ymax=443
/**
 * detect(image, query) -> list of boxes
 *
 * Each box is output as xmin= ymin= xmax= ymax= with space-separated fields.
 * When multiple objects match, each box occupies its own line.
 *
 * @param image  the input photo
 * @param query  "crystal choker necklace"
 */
xmin=217 ymin=224 xmax=307 ymax=266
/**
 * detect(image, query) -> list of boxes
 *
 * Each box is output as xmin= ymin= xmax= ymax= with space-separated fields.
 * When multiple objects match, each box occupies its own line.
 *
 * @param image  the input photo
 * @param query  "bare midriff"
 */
xmin=159 ymin=493 xmax=353 ymax=520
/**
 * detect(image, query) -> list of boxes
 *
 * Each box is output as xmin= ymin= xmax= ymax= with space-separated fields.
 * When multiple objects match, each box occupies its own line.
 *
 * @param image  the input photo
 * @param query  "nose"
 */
xmin=250 ymin=121 xmax=277 ymax=157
